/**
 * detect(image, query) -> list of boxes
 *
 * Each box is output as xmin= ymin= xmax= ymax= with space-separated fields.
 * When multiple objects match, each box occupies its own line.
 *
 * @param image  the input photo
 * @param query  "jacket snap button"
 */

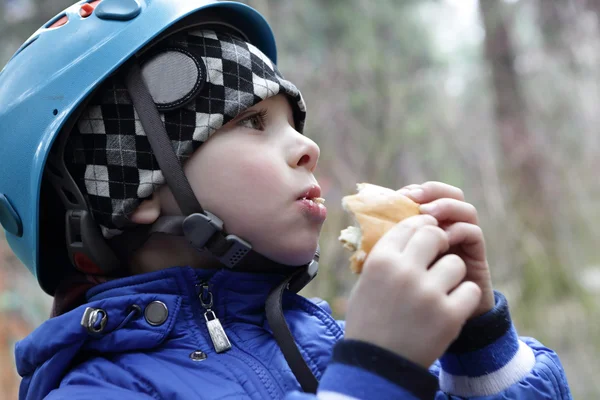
xmin=190 ymin=350 xmax=207 ymax=361
xmin=144 ymin=301 xmax=168 ymax=326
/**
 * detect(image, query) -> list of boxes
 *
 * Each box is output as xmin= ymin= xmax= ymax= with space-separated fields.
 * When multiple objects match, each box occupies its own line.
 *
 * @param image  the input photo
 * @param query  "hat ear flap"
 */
xmin=140 ymin=48 xmax=207 ymax=112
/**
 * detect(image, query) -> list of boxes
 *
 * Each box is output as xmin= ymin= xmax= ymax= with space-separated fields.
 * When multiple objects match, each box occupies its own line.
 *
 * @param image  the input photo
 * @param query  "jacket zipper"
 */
xmin=196 ymin=280 xmax=231 ymax=353
xmin=194 ymin=277 xmax=281 ymax=399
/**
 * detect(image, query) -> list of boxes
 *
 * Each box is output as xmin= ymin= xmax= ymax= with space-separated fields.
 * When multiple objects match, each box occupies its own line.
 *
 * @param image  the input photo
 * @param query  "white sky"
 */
xmin=445 ymin=0 xmax=479 ymax=15
xmin=435 ymin=0 xmax=520 ymax=57
xmin=433 ymin=0 xmax=483 ymax=57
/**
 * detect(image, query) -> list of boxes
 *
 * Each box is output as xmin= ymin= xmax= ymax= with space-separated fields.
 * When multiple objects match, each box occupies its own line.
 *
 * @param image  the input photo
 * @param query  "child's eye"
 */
xmin=237 ymin=109 xmax=268 ymax=131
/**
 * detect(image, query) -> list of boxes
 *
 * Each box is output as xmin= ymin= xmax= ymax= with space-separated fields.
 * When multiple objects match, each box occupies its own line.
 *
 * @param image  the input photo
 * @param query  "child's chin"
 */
xmin=262 ymin=245 xmax=318 ymax=267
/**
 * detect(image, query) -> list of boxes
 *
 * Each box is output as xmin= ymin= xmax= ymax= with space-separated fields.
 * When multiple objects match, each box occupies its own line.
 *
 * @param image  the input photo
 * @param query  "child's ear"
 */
xmin=130 ymin=195 xmax=161 ymax=225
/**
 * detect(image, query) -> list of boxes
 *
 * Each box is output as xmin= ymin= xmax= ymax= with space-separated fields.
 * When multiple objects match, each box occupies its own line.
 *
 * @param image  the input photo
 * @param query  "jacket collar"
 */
xmin=87 ymin=266 xmax=292 ymax=320
xmin=16 ymin=267 xmax=293 ymax=394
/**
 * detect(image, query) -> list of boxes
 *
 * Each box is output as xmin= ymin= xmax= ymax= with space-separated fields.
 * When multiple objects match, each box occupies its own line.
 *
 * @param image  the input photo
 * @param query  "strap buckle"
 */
xmin=182 ymin=212 xmax=251 ymax=269
xmin=287 ymin=259 xmax=319 ymax=294
xmin=288 ymin=246 xmax=320 ymax=293
xmin=66 ymin=210 xmax=121 ymax=274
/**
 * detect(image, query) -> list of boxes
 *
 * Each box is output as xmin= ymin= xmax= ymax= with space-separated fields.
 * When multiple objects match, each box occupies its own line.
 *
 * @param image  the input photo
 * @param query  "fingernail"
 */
xmin=409 ymin=188 xmax=424 ymax=200
xmin=419 ymin=203 xmax=437 ymax=214
xmin=398 ymin=189 xmax=410 ymax=196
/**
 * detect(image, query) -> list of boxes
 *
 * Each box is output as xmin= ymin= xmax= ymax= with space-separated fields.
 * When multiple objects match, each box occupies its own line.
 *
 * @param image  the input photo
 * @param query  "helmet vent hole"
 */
xmin=46 ymin=14 xmax=68 ymax=29
xmin=53 ymin=109 xmax=58 ymax=116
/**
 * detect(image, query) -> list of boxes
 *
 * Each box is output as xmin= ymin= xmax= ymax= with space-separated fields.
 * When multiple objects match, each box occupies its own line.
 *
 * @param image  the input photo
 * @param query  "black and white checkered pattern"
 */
xmin=64 ymin=29 xmax=306 ymax=237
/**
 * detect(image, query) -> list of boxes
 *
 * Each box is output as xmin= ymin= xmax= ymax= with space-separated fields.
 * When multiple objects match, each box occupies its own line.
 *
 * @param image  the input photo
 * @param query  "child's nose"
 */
xmin=293 ymin=135 xmax=320 ymax=172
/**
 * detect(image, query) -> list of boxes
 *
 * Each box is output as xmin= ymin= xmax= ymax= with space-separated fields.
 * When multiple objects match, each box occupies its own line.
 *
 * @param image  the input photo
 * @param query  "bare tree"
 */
xmin=479 ymin=0 xmax=576 ymax=300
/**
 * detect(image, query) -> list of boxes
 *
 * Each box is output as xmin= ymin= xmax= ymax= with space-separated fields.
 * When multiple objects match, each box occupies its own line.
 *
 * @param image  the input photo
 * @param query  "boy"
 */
xmin=0 ymin=1 xmax=571 ymax=399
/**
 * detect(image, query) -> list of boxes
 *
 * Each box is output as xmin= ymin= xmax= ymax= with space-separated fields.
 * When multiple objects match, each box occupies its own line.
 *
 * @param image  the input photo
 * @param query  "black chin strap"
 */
xmin=266 ymin=266 xmax=319 ymax=394
xmin=124 ymin=62 xmax=320 ymax=392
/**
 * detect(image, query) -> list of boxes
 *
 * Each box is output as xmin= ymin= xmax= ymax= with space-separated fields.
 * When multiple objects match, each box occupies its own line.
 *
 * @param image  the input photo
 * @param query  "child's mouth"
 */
xmin=296 ymin=197 xmax=327 ymax=222
xmin=298 ymin=196 xmax=325 ymax=205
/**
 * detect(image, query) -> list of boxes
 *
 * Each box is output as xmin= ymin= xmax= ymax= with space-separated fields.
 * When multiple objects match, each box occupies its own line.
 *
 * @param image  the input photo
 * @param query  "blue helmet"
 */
xmin=0 ymin=0 xmax=277 ymax=295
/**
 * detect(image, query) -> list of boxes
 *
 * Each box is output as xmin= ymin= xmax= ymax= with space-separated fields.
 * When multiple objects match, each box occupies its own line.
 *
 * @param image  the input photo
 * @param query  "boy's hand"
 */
xmin=344 ymin=215 xmax=482 ymax=368
xmin=399 ymin=181 xmax=495 ymax=318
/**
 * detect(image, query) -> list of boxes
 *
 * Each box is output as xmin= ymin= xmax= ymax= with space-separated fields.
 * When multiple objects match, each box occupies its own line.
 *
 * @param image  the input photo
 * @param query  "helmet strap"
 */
xmin=124 ymin=62 xmax=204 ymax=216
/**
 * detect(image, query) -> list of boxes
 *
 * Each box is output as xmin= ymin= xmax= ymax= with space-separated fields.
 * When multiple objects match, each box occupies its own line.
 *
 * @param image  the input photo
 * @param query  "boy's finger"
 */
xmin=398 ymin=184 xmax=420 ymax=191
xmin=445 ymin=222 xmax=486 ymax=260
xmin=402 ymin=225 xmax=450 ymax=270
xmin=447 ymin=281 xmax=481 ymax=321
xmin=399 ymin=181 xmax=465 ymax=203
xmin=427 ymin=254 xmax=467 ymax=293
xmin=373 ymin=214 xmax=438 ymax=254
xmin=419 ymin=198 xmax=479 ymax=224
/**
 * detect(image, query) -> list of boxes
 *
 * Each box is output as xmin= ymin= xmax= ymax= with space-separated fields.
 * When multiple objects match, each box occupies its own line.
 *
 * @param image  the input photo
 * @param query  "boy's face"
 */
xmin=159 ymin=94 xmax=325 ymax=266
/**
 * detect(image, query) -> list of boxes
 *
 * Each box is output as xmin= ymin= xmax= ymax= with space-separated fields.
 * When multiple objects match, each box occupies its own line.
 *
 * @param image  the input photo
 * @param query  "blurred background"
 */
xmin=1 ymin=0 xmax=600 ymax=398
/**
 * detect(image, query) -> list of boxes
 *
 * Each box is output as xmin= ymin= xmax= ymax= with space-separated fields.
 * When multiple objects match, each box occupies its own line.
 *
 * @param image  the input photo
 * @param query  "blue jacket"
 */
xmin=15 ymin=267 xmax=572 ymax=399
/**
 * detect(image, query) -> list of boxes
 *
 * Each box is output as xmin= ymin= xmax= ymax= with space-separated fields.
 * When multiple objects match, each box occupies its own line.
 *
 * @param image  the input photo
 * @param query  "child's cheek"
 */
xmin=234 ymin=156 xmax=282 ymax=190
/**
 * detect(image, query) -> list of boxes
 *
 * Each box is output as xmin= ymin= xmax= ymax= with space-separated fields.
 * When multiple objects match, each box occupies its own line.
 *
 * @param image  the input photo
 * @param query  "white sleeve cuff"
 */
xmin=439 ymin=340 xmax=536 ymax=397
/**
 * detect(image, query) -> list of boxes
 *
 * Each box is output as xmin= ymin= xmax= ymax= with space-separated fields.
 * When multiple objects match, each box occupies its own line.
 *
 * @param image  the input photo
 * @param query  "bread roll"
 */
xmin=339 ymin=183 xmax=420 ymax=273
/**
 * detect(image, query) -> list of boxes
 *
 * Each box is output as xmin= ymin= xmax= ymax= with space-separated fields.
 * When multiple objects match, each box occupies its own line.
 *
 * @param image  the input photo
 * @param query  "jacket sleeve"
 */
xmin=284 ymin=339 xmax=439 ymax=400
xmin=430 ymin=291 xmax=572 ymax=399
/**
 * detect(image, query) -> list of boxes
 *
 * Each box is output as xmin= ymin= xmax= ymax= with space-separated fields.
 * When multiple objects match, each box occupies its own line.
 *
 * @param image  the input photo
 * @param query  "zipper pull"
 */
xmin=199 ymin=284 xmax=231 ymax=353
xmin=204 ymin=310 xmax=232 ymax=353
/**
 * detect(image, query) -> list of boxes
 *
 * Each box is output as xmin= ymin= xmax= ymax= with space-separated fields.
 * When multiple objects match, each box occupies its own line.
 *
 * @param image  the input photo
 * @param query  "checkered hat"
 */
xmin=64 ymin=29 xmax=306 ymax=238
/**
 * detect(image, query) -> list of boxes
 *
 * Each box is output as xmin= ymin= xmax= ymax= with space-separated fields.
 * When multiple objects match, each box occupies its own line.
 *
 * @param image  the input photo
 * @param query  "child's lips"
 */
xmin=296 ymin=197 xmax=327 ymax=222
xmin=296 ymin=185 xmax=322 ymax=201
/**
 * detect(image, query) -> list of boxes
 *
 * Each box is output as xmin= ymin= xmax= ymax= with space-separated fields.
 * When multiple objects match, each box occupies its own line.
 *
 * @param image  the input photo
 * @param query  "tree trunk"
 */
xmin=537 ymin=0 xmax=569 ymax=50
xmin=479 ymin=0 xmax=574 ymax=301
xmin=536 ymin=0 xmax=579 ymax=72
xmin=582 ymin=0 xmax=600 ymax=19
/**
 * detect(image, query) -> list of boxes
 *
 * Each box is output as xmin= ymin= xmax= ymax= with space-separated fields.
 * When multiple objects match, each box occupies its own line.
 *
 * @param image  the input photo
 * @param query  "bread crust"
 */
xmin=339 ymin=183 xmax=420 ymax=273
